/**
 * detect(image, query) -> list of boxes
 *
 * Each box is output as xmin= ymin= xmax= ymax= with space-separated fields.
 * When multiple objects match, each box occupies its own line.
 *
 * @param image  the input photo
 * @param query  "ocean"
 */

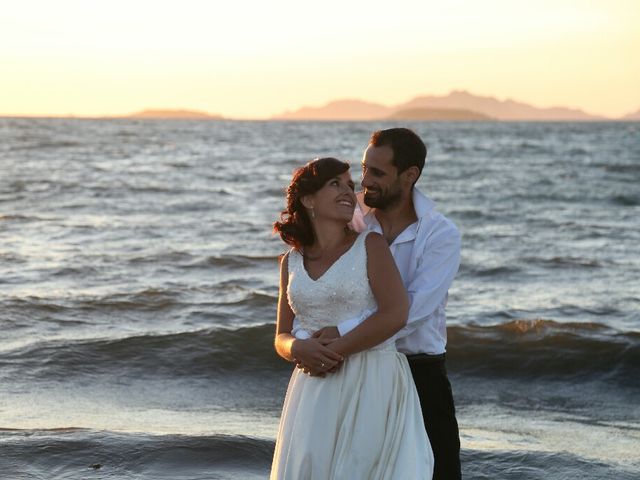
xmin=0 ymin=118 xmax=639 ymax=479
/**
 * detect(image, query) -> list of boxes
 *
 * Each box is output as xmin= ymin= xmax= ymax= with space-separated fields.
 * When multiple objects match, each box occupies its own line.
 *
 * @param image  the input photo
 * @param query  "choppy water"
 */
xmin=1 ymin=118 xmax=639 ymax=479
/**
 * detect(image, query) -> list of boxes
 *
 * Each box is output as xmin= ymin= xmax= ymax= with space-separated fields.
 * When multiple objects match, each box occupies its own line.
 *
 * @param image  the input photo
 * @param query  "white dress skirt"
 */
xmin=270 ymin=232 xmax=433 ymax=479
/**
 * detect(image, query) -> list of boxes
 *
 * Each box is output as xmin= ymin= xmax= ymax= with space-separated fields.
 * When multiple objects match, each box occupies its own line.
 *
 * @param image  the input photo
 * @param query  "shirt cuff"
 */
xmin=293 ymin=328 xmax=312 ymax=339
xmin=337 ymin=316 xmax=362 ymax=336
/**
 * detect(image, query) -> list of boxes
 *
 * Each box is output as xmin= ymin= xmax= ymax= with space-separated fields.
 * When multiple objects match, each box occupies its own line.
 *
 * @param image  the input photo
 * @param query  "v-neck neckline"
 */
xmin=301 ymin=233 xmax=361 ymax=282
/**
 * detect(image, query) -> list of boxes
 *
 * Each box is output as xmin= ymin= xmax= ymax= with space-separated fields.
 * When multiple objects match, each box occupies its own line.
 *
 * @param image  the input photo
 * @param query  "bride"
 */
xmin=271 ymin=157 xmax=433 ymax=479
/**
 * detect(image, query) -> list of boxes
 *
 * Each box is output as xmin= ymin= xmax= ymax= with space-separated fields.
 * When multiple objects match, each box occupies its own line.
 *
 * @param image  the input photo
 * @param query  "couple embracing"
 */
xmin=271 ymin=128 xmax=462 ymax=479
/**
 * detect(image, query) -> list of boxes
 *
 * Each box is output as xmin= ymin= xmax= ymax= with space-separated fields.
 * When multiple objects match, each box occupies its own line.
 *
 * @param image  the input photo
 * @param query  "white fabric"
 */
xmin=271 ymin=231 xmax=433 ymax=480
xmin=293 ymin=187 xmax=461 ymax=355
xmin=287 ymin=231 xmax=379 ymax=339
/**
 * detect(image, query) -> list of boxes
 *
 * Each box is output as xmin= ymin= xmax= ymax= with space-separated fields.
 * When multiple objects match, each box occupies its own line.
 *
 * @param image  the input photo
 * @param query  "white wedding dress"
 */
xmin=271 ymin=231 xmax=434 ymax=479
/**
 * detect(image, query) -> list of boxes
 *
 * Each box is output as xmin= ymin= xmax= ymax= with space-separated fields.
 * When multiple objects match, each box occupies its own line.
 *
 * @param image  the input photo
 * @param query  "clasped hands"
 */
xmin=291 ymin=326 xmax=342 ymax=377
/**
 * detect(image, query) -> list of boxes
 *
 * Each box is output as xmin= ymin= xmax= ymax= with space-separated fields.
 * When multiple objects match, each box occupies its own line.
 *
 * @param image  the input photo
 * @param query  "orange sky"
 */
xmin=1 ymin=0 xmax=639 ymax=118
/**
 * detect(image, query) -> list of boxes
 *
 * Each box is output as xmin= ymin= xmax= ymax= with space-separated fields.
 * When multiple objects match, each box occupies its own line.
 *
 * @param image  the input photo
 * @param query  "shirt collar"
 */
xmin=411 ymin=187 xmax=436 ymax=219
xmin=355 ymin=187 xmax=436 ymax=244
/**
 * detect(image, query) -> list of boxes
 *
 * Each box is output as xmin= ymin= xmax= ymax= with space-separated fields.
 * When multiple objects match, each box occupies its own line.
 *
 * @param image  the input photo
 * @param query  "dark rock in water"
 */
xmin=89 ymin=463 xmax=102 ymax=469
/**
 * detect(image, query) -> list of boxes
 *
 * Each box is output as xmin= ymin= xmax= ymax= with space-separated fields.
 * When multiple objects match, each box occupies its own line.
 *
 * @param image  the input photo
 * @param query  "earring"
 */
xmin=310 ymin=207 xmax=315 ymax=219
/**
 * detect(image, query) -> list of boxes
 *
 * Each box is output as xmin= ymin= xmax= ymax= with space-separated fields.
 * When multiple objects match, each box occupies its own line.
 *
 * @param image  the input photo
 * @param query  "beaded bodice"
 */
xmin=287 ymin=232 xmax=378 ymax=332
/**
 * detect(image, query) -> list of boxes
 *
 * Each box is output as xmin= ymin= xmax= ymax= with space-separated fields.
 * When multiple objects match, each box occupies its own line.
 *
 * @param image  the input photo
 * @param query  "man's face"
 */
xmin=361 ymin=144 xmax=402 ymax=209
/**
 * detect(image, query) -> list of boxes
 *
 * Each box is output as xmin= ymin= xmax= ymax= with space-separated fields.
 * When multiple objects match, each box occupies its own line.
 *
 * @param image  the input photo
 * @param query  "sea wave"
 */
xmin=0 ymin=286 xmax=277 ymax=325
xmin=459 ymin=264 xmax=522 ymax=277
xmin=0 ymin=429 xmax=273 ymax=480
xmin=7 ymin=140 xmax=84 ymax=151
xmin=460 ymin=448 xmax=639 ymax=480
xmin=611 ymin=194 xmax=640 ymax=206
xmin=447 ymin=319 xmax=640 ymax=387
xmin=0 ymin=214 xmax=44 ymax=223
xmin=521 ymin=255 xmax=603 ymax=269
xmin=1 ymin=429 xmax=636 ymax=480
xmin=1 ymin=321 xmax=638 ymax=387
xmin=199 ymin=254 xmax=279 ymax=270
xmin=0 ymin=324 xmax=285 ymax=381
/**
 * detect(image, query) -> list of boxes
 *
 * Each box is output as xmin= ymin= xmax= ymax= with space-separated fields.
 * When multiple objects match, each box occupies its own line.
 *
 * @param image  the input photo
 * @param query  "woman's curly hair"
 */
xmin=273 ymin=157 xmax=350 ymax=249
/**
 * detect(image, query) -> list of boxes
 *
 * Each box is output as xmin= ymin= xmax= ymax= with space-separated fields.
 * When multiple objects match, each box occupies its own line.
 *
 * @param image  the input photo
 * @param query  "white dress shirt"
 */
xmin=292 ymin=187 xmax=461 ymax=355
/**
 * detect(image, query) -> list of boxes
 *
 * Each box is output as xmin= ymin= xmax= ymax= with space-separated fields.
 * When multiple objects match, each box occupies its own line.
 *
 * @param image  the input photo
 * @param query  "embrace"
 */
xmin=271 ymin=128 xmax=462 ymax=479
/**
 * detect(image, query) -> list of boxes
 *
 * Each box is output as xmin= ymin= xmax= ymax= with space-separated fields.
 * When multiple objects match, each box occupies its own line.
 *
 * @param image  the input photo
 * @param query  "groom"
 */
xmin=293 ymin=128 xmax=462 ymax=479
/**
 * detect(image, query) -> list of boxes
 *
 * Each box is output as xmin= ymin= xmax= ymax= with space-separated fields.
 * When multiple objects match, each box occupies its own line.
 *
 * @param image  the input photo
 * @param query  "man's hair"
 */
xmin=370 ymin=128 xmax=427 ymax=180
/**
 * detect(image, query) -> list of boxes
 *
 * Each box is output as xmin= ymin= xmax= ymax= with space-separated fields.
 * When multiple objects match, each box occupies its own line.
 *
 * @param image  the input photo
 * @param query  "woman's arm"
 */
xmin=274 ymin=253 xmax=343 ymax=371
xmin=274 ymin=253 xmax=296 ymax=361
xmin=326 ymin=233 xmax=409 ymax=357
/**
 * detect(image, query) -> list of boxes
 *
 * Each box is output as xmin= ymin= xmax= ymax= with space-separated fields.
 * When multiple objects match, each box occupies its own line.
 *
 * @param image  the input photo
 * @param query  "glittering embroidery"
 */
xmin=287 ymin=232 xmax=377 ymax=331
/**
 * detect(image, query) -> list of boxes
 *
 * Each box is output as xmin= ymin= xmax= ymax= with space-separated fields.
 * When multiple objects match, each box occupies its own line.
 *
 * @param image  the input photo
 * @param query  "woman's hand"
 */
xmin=292 ymin=338 xmax=343 ymax=376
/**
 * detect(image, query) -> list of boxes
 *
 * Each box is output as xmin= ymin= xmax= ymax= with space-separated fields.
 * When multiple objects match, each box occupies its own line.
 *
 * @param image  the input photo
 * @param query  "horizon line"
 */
xmin=1 ymin=88 xmax=638 ymax=121
xmin=2 ymin=114 xmax=638 ymax=123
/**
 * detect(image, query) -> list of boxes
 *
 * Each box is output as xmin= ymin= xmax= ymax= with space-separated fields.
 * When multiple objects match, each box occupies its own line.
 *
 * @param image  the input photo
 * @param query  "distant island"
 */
xmin=621 ymin=108 xmax=640 ymax=120
xmin=273 ymin=90 xmax=617 ymax=121
xmin=2 ymin=93 xmax=638 ymax=121
xmin=387 ymin=108 xmax=492 ymax=121
xmin=273 ymin=99 xmax=395 ymax=121
xmin=124 ymin=109 xmax=223 ymax=120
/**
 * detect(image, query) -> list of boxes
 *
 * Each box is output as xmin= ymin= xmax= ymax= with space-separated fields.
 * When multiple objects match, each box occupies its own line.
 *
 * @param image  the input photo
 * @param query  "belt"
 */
xmin=405 ymin=353 xmax=446 ymax=364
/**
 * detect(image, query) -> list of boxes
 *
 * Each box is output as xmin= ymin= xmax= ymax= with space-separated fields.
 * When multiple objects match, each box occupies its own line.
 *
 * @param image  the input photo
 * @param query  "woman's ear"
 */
xmin=300 ymin=194 xmax=314 ymax=209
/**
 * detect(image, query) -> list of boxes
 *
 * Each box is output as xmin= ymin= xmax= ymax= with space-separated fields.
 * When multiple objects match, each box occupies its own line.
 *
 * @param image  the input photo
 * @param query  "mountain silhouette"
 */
xmin=621 ymin=108 xmax=640 ymax=120
xmin=387 ymin=107 xmax=492 ymax=121
xmin=273 ymin=90 xmax=607 ymax=121
xmin=398 ymin=90 xmax=603 ymax=120
xmin=275 ymin=100 xmax=391 ymax=120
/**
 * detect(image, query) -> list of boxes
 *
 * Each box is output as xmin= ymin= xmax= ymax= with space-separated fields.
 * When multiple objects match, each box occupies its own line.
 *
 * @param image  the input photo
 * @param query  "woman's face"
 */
xmin=306 ymin=170 xmax=356 ymax=222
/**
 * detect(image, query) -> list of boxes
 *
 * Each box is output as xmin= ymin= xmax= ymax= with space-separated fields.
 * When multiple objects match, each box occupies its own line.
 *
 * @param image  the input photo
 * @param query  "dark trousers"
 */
xmin=407 ymin=354 xmax=462 ymax=480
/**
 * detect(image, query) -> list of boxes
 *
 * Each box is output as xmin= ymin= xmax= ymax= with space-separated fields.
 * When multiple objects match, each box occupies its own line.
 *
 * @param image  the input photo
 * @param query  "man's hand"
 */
xmin=312 ymin=326 xmax=341 ymax=340
xmin=291 ymin=338 xmax=343 ymax=377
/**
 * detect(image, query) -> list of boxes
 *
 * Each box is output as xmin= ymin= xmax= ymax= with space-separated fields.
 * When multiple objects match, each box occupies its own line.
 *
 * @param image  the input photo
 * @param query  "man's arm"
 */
xmin=335 ymin=316 xmax=362 ymax=337
xmin=324 ymin=219 xmax=460 ymax=340
xmin=323 ymin=233 xmax=408 ymax=357
xmin=395 ymin=220 xmax=461 ymax=340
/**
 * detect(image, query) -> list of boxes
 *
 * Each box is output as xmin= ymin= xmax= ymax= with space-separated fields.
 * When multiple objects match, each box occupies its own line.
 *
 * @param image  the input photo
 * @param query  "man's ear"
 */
xmin=300 ymin=195 xmax=314 ymax=209
xmin=401 ymin=166 xmax=420 ymax=187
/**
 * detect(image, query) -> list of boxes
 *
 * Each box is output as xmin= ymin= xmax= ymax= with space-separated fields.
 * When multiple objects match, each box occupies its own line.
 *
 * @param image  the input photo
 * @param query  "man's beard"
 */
xmin=363 ymin=186 xmax=402 ymax=210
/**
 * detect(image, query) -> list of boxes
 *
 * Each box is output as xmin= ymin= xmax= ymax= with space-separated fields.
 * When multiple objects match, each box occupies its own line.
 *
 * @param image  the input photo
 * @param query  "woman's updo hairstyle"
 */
xmin=274 ymin=157 xmax=350 ymax=249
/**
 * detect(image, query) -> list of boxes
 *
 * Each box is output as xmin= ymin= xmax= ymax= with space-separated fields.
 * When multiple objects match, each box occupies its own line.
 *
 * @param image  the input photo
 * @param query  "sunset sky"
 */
xmin=1 ymin=0 xmax=639 ymax=118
